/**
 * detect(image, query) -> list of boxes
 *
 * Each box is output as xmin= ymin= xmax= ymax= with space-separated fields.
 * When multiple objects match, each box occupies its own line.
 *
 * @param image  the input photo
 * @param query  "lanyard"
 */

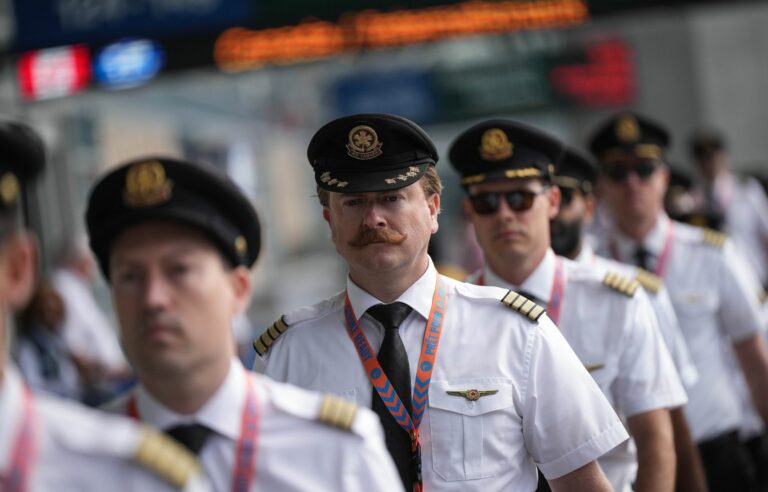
xmin=343 ymin=277 xmax=447 ymax=492
xmin=548 ymin=257 xmax=566 ymax=325
xmin=2 ymin=385 xmax=36 ymax=492
xmin=609 ymin=220 xmax=674 ymax=278
xmin=128 ymin=370 xmax=259 ymax=492
xmin=475 ymin=259 xmax=564 ymax=324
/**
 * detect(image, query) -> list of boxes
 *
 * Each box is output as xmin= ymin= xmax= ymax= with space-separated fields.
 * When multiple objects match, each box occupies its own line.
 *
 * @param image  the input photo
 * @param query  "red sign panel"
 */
xmin=18 ymin=45 xmax=91 ymax=100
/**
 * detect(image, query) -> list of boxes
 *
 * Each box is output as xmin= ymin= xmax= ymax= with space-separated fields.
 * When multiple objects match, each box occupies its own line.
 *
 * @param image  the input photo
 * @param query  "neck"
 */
xmin=139 ymin=354 xmax=232 ymax=415
xmin=615 ymin=213 xmax=658 ymax=242
xmin=487 ymin=245 xmax=548 ymax=287
xmin=349 ymin=255 xmax=430 ymax=303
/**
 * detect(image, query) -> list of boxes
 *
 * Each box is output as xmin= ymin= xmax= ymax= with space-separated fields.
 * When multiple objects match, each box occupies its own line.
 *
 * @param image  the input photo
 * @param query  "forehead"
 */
xmin=468 ymin=177 xmax=545 ymax=194
xmin=110 ymin=221 xmax=216 ymax=261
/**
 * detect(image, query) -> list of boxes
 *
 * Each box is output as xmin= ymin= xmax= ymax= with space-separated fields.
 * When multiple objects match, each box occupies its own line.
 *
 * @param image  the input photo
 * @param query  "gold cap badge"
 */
xmin=124 ymin=161 xmax=173 ymax=208
xmin=346 ymin=125 xmax=383 ymax=160
xmin=234 ymin=236 xmax=247 ymax=256
xmin=479 ymin=128 xmax=513 ymax=161
xmin=615 ymin=115 xmax=640 ymax=143
xmin=0 ymin=172 xmax=19 ymax=207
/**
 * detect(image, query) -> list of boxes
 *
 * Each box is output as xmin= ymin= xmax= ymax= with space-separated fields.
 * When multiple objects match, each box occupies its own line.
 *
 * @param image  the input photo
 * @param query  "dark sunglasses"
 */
xmin=469 ymin=188 xmax=548 ymax=215
xmin=604 ymin=161 xmax=659 ymax=182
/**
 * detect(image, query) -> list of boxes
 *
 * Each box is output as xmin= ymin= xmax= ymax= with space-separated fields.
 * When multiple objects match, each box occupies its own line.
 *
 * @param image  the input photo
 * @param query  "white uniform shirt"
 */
xmin=255 ymin=260 xmax=628 ymax=492
xmin=106 ymin=359 xmax=400 ymax=492
xmin=576 ymin=243 xmax=699 ymax=389
xmin=0 ymin=365 xmax=207 ymax=492
xmin=595 ymin=213 xmax=765 ymax=442
xmin=470 ymin=250 xmax=687 ymax=492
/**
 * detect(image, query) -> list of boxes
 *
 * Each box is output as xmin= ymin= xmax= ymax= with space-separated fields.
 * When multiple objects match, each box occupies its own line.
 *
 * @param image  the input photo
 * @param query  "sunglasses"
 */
xmin=604 ymin=161 xmax=659 ymax=182
xmin=469 ymin=188 xmax=548 ymax=215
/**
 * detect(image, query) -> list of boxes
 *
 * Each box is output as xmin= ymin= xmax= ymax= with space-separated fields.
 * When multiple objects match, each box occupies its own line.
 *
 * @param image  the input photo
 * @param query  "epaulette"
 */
xmin=603 ymin=272 xmax=639 ymax=297
xmin=253 ymin=316 xmax=290 ymax=356
xmin=701 ymin=228 xmax=727 ymax=249
xmin=634 ymin=269 xmax=662 ymax=294
xmin=500 ymin=290 xmax=545 ymax=322
xmin=134 ymin=428 xmax=200 ymax=489
xmin=318 ymin=394 xmax=357 ymax=432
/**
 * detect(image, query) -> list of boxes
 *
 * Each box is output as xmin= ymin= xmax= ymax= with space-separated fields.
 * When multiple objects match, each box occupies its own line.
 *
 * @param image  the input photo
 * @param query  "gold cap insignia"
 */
xmin=479 ymin=128 xmax=513 ymax=161
xmin=0 ymin=172 xmax=19 ymax=207
xmin=615 ymin=115 xmax=640 ymax=143
xmin=346 ymin=125 xmax=383 ymax=160
xmin=124 ymin=161 xmax=173 ymax=208
xmin=446 ymin=389 xmax=499 ymax=401
xmin=234 ymin=236 xmax=247 ymax=256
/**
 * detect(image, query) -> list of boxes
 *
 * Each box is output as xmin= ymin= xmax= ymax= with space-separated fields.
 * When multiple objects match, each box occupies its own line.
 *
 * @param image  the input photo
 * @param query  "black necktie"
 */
xmin=633 ymin=245 xmax=652 ymax=271
xmin=164 ymin=423 xmax=212 ymax=455
xmin=367 ymin=302 xmax=415 ymax=491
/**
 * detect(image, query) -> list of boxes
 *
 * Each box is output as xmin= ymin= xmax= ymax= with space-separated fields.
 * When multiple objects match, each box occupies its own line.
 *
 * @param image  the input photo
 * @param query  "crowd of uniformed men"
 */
xmin=1 ymin=108 xmax=767 ymax=491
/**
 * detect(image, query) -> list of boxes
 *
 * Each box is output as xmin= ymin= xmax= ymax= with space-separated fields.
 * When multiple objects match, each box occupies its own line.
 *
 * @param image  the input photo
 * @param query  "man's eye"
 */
xmin=170 ymin=264 xmax=190 ymax=276
xmin=115 ymin=271 xmax=139 ymax=284
xmin=343 ymin=198 xmax=363 ymax=207
xmin=382 ymin=195 xmax=400 ymax=203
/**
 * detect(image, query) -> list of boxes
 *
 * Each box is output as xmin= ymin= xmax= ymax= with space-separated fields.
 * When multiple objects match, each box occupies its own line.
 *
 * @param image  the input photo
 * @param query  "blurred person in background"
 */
xmin=550 ymin=147 xmax=708 ymax=492
xmin=589 ymin=111 xmax=768 ymax=492
xmin=88 ymin=156 xmax=399 ymax=491
xmin=255 ymin=113 xmax=627 ymax=492
xmin=451 ymin=119 xmax=687 ymax=492
xmin=0 ymin=120 xmax=208 ymax=492
xmin=52 ymin=238 xmax=133 ymax=404
xmin=689 ymin=129 xmax=768 ymax=289
xmin=14 ymin=279 xmax=83 ymax=401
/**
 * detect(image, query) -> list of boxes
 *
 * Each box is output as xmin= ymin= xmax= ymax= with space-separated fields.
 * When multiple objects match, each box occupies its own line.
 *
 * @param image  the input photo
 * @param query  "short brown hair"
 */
xmin=317 ymin=166 xmax=443 ymax=207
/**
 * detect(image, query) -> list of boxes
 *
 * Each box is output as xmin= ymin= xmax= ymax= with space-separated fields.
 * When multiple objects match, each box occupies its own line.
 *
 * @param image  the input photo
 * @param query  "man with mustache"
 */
xmin=0 ymin=122 xmax=208 ymax=491
xmin=551 ymin=147 xmax=708 ymax=492
xmin=87 ymin=156 xmax=400 ymax=491
xmin=449 ymin=119 xmax=687 ymax=492
xmin=254 ymin=113 xmax=628 ymax=492
xmin=589 ymin=112 xmax=768 ymax=492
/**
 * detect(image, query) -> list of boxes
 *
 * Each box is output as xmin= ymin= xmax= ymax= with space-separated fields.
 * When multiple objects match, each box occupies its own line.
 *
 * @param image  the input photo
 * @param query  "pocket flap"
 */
xmin=429 ymin=379 xmax=514 ymax=416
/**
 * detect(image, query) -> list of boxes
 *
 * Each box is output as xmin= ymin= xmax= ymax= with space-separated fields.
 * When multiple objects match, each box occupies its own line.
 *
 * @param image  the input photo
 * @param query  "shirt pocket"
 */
xmin=428 ymin=378 xmax=516 ymax=481
xmin=671 ymin=290 xmax=719 ymax=319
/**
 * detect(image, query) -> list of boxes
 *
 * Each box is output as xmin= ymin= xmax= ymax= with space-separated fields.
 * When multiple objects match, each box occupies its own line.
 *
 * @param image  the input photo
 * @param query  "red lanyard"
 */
xmin=343 ymin=277 xmax=447 ymax=492
xmin=475 ymin=258 xmax=564 ymax=324
xmin=128 ymin=370 xmax=259 ymax=492
xmin=609 ymin=221 xmax=675 ymax=278
xmin=2 ymin=384 xmax=36 ymax=492
xmin=548 ymin=257 xmax=565 ymax=325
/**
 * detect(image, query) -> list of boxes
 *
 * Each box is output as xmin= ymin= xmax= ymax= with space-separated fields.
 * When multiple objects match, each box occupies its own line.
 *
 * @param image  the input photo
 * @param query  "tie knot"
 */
xmin=367 ymin=302 xmax=413 ymax=331
xmin=164 ymin=423 xmax=212 ymax=455
xmin=633 ymin=245 xmax=653 ymax=270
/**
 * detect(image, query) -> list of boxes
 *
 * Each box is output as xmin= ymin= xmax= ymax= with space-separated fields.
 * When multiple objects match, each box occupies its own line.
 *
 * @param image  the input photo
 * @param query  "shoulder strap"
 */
xmin=133 ymin=428 xmax=201 ymax=489
xmin=253 ymin=316 xmax=290 ymax=356
xmin=602 ymin=272 xmax=639 ymax=297
xmin=634 ymin=269 xmax=662 ymax=294
xmin=500 ymin=290 xmax=546 ymax=322
xmin=701 ymin=228 xmax=727 ymax=249
xmin=317 ymin=394 xmax=357 ymax=432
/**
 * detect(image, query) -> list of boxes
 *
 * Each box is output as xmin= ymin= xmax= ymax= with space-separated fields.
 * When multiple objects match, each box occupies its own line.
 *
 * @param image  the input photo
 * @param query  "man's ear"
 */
xmin=229 ymin=265 xmax=253 ymax=316
xmin=547 ymin=185 xmax=562 ymax=220
xmin=322 ymin=207 xmax=331 ymax=224
xmin=428 ymin=193 xmax=440 ymax=234
xmin=3 ymin=232 xmax=39 ymax=311
xmin=462 ymin=198 xmax=476 ymax=224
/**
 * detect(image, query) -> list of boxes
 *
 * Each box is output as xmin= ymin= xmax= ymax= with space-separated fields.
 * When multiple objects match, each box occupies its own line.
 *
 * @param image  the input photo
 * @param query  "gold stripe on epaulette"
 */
xmin=318 ymin=395 xmax=357 ymax=432
xmin=500 ymin=291 xmax=545 ymax=322
xmin=253 ymin=316 xmax=290 ymax=356
xmin=134 ymin=428 xmax=200 ymax=489
xmin=603 ymin=272 xmax=639 ymax=297
xmin=701 ymin=228 xmax=727 ymax=249
xmin=634 ymin=269 xmax=662 ymax=294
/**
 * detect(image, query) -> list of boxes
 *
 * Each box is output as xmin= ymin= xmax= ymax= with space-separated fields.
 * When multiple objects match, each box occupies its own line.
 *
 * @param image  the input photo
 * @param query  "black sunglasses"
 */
xmin=604 ymin=161 xmax=659 ymax=182
xmin=469 ymin=188 xmax=548 ymax=215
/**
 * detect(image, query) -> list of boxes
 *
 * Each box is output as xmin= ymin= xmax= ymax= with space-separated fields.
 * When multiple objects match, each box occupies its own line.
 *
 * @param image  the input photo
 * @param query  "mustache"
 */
xmin=142 ymin=312 xmax=183 ymax=334
xmin=348 ymin=228 xmax=407 ymax=248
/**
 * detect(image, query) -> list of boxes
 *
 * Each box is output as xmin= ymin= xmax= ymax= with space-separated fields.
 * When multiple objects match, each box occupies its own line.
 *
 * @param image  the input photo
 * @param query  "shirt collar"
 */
xmin=136 ymin=358 xmax=246 ymax=441
xmin=346 ymin=257 xmax=437 ymax=322
xmin=611 ymin=212 xmax=669 ymax=259
xmin=485 ymin=249 xmax=556 ymax=303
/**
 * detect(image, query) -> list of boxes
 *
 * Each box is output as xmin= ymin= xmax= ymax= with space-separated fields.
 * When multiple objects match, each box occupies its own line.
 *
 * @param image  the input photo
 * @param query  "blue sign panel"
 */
xmin=94 ymin=39 xmax=165 ymax=88
xmin=12 ymin=0 xmax=250 ymax=51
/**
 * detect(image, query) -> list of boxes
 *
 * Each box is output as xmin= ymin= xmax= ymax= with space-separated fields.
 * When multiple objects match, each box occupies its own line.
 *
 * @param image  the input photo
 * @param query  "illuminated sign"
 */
xmin=17 ymin=45 xmax=91 ymax=100
xmin=94 ymin=39 xmax=165 ymax=89
xmin=214 ymin=0 xmax=589 ymax=72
